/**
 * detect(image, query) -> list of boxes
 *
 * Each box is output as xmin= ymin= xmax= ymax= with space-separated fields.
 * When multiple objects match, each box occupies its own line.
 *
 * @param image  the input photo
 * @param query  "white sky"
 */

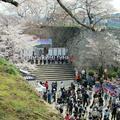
xmin=110 ymin=0 xmax=120 ymax=12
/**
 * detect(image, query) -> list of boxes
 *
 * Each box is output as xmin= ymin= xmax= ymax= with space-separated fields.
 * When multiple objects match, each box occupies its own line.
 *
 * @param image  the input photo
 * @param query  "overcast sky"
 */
xmin=110 ymin=0 xmax=120 ymax=12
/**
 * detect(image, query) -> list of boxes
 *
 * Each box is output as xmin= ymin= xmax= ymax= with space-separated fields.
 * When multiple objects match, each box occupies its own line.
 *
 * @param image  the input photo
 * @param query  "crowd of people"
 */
xmin=38 ymin=81 xmax=57 ymax=104
xmin=28 ymin=55 xmax=70 ymax=65
xmin=58 ymin=82 xmax=120 ymax=120
xmin=39 ymin=70 xmax=120 ymax=120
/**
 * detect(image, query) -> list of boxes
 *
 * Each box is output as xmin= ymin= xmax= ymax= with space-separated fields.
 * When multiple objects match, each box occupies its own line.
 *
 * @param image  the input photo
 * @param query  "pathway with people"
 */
xmin=28 ymin=72 xmax=120 ymax=120
xmin=26 ymin=56 xmax=120 ymax=120
xmin=53 ymin=81 xmax=119 ymax=120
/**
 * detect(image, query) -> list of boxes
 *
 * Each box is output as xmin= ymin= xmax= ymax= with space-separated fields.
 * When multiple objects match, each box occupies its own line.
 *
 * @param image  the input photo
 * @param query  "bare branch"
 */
xmin=56 ymin=0 xmax=95 ymax=31
xmin=1 ymin=0 xmax=18 ymax=7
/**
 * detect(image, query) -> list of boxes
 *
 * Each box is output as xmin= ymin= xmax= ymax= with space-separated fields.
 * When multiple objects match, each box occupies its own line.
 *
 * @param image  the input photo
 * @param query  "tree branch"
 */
xmin=1 ymin=0 xmax=18 ymax=7
xmin=93 ymin=14 xmax=109 ymax=27
xmin=93 ymin=18 xmax=104 ymax=27
xmin=56 ymin=0 xmax=95 ymax=31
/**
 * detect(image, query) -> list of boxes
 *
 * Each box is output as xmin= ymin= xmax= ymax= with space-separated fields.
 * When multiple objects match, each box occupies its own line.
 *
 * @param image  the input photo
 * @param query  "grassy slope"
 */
xmin=0 ymin=58 xmax=63 ymax=120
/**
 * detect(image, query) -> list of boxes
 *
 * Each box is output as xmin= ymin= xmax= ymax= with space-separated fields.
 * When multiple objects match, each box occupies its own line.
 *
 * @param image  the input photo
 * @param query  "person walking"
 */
xmin=52 ymin=56 xmax=55 ymax=64
xmin=116 ymin=108 xmax=120 ymax=120
xmin=111 ymin=103 xmax=117 ymax=120
xmin=104 ymin=109 xmax=110 ymax=120
xmin=64 ymin=113 xmax=70 ymax=120
xmin=99 ymin=97 xmax=103 ymax=106
xmin=50 ymin=56 xmax=52 ymax=64
xmin=43 ymin=56 xmax=46 ymax=64
xmin=47 ymin=90 xmax=52 ymax=104
xmin=31 ymin=57 xmax=34 ymax=64
xmin=59 ymin=105 xmax=63 ymax=114
xmin=88 ymin=112 xmax=93 ymax=120
xmin=68 ymin=100 xmax=73 ymax=115
xmin=83 ymin=91 xmax=89 ymax=107
xmin=35 ymin=57 xmax=38 ymax=64
xmin=44 ymin=81 xmax=49 ymax=91
xmin=40 ymin=56 xmax=42 ymax=65
xmin=52 ymin=89 xmax=56 ymax=102
xmin=43 ymin=92 xmax=47 ymax=101
xmin=61 ymin=56 xmax=64 ymax=64
xmin=58 ymin=56 xmax=60 ymax=64
xmin=41 ymin=54 xmax=44 ymax=65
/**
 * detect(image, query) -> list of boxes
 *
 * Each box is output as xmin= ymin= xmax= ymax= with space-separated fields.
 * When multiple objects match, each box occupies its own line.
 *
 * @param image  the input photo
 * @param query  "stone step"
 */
xmin=35 ymin=74 xmax=74 ymax=77
xmin=37 ymin=77 xmax=74 ymax=80
xmin=35 ymin=76 xmax=74 ymax=81
xmin=31 ymin=71 xmax=74 ymax=74
xmin=32 ymin=73 xmax=74 ymax=76
xmin=31 ymin=75 xmax=75 ymax=78
xmin=36 ymin=65 xmax=72 ymax=68
xmin=36 ymin=67 xmax=73 ymax=70
xmin=37 ymin=75 xmax=74 ymax=78
xmin=31 ymin=65 xmax=74 ymax=69
xmin=36 ymin=77 xmax=74 ymax=81
xmin=36 ymin=73 xmax=74 ymax=77
xmin=36 ymin=64 xmax=72 ymax=67
xmin=32 ymin=64 xmax=75 ymax=81
xmin=36 ymin=68 xmax=74 ymax=71
xmin=29 ymin=68 xmax=74 ymax=72
xmin=30 ymin=70 xmax=74 ymax=73
xmin=36 ymin=65 xmax=73 ymax=69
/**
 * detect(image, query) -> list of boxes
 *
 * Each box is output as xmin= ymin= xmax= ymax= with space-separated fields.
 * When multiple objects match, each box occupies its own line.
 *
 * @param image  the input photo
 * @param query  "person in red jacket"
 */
xmin=44 ymin=81 xmax=49 ymax=90
xmin=64 ymin=113 xmax=70 ymax=120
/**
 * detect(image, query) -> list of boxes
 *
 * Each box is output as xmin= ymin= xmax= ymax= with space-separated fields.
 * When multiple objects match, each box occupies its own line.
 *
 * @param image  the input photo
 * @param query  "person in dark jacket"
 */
xmin=47 ymin=90 xmax=52 ymax=104
xmin=43 ymin=92 xmax=47 ymax=101
xmin=83 ymin=92 xmax=89 ymax=107
xmin=116 ymin=109 xmax=120 ymax=120
xmin=99 ymin=97 xmax=104 ymax=106
xmin=112 ymin=103 xmax=117 ymax=120
xmin=35 ymin=57 xmax=38 ymax=64
xmin=59 ymin=105 xmax=63 ymax=114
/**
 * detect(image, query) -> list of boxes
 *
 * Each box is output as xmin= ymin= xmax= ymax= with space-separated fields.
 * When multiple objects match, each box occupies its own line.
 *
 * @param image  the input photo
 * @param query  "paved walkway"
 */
xmin=28 ymin=80 xmax=119 ymax=120
xmin=28 ymin=80 xmax=74 ymax=92
xmin=52 ymin=84 xmax=115 ymax=120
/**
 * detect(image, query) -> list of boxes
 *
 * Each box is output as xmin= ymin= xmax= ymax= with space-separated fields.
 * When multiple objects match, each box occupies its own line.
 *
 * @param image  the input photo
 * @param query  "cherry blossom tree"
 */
xmin=0 ymin=15 xmax=34 ymax=63
xmin=67 ymin=31 xmax=120 ymax=69
xmin=56 ymin=0 xmax=114 ymax=31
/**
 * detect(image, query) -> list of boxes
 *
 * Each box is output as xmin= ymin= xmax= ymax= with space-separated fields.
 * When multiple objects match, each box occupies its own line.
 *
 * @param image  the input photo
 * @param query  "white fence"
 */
xmin=34 ymin=47 xmax=68 ymax=56
xmin=48 ymin=48 xmax=67 ymax=56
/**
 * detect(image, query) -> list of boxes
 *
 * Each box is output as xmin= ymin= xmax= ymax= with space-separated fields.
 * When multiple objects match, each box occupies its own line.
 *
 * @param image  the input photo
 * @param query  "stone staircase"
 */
xmin=29 ymin=64 xmax=75 ymax=81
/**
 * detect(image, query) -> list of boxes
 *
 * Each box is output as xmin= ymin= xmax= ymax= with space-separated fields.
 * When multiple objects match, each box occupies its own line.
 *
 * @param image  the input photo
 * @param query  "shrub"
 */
xmin=113 ymin=67 xmax=119 ymax=72
xmin=108 ymin=71 xmax=117 ymax=79
xmin=0 ymin=58 xmax=19 ymax=75
xmin=117 ymin=69 xmax=120 ymax=78
xmin=5 ymin=67 xmax=17 ymax=75
xmin=0 ymin=58 xmax=7 ymax=65
xmin=88 ymin=71 xmax=95 ymax=77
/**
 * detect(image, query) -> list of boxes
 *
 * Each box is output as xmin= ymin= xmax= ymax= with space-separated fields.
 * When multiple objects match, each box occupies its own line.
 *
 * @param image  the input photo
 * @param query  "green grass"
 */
xmin=0 ymin=58 xmax=63 ymax=120
xmin=0 ymin=58 xmax=19 ymax=75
